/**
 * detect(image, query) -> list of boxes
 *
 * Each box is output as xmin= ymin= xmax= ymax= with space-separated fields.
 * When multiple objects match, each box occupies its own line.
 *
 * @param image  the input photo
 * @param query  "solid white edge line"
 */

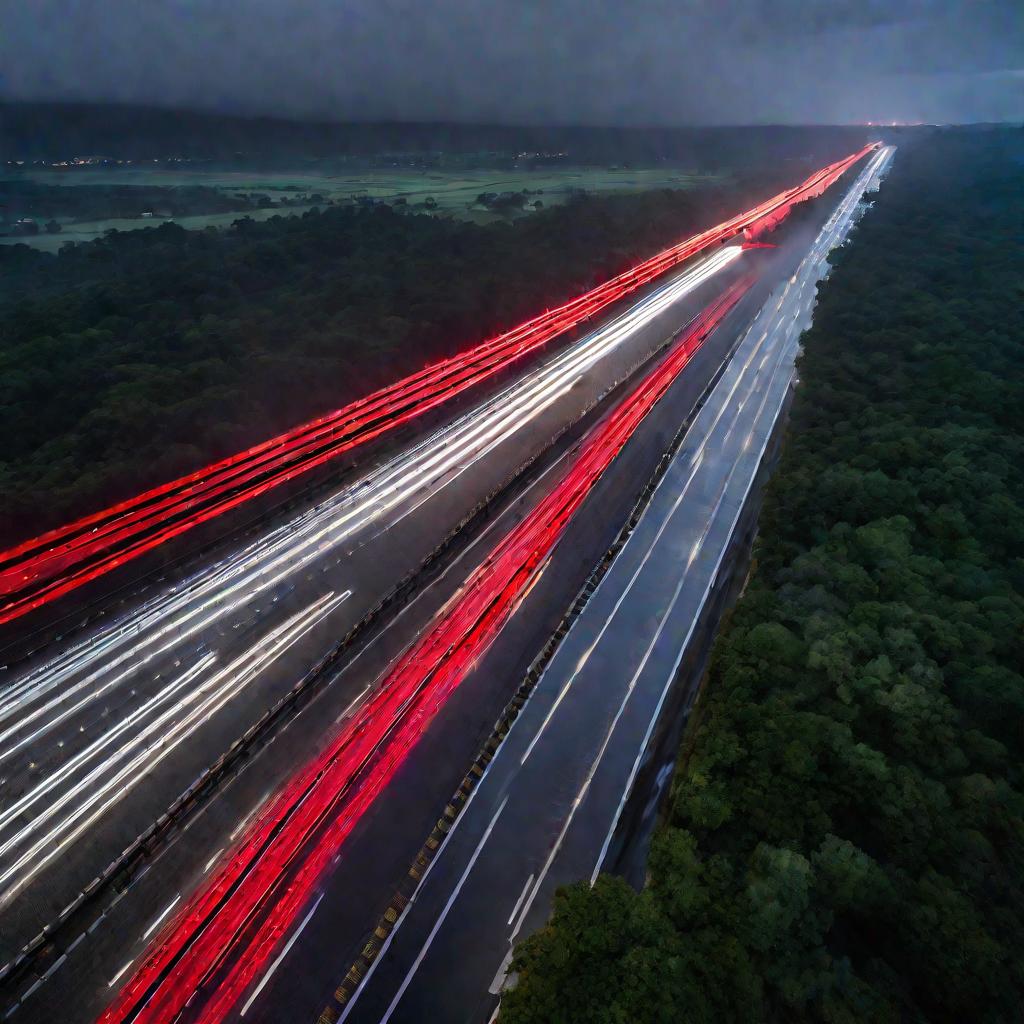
xmin=587 ymin=146 xmax=895 ymax=883
xmin=335 ymin=251 xmax=750 ymax=1024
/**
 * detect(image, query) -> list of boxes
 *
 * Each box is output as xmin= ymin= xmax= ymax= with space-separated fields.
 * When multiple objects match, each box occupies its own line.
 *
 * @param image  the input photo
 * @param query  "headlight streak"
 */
xmin=118 ymin=149 xmax=891 ymax=1023
xmin=0 ymin=146 xmax=886 ymax=1020
xmin=181 ymin=148 xmax=888 ymax=1024
xmin=0 ymin=590 xmax=349 ymax=906
xmin=0 ymin=244 xmax=740 ymax=964
xmin=324 ymin=145 xmax=897 ymax=1024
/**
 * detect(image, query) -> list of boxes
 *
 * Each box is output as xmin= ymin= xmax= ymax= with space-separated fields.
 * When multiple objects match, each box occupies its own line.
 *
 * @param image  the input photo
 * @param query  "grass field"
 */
xmin=1 ymin=165 xmax=721 ymax=249
xmin=3 ymin=205 xmax=320 ymax=252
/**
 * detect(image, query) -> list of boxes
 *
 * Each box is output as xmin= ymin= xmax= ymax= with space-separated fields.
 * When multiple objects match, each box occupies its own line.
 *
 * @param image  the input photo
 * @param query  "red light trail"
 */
xmin=0 ymin=144 xmax=876 ymax=628
xmin=97 ymin=278 xmax=752 ymax=1024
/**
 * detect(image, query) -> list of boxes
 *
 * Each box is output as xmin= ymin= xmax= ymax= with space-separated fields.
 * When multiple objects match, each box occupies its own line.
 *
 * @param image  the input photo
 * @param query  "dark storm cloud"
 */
xmin=1 ymin=0 xmax=1021 ymax=124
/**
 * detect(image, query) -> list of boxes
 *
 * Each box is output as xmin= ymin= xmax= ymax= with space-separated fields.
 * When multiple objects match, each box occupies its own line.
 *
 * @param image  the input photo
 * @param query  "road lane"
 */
xmin=0 ymin=252 xmax=777 ymax=1024
xmin=0 ymin=146 xmax=885 ymax=1023
xmin=90 ymin=282 xmax=755 ymax=1024
xmin=338 ymin=144 xmax=895 ymax=1024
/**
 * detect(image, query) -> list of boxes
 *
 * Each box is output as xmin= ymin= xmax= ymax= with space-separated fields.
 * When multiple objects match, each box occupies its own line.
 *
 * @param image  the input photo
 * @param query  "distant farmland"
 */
xmin=0 ymin=165 xmax=721 ymax=250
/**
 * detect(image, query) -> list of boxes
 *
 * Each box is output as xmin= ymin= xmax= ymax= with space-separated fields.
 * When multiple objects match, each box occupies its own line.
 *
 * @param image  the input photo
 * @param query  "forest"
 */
xmin=501 ymin=129 xmax=1024 ymax=1023
xmin=0 ymin=164 xmax=821 ymax=544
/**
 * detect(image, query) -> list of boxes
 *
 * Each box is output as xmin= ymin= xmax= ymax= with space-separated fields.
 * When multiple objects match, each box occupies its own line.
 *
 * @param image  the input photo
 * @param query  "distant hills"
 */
xmin=0 ymin=101 xmax=892 ymax=168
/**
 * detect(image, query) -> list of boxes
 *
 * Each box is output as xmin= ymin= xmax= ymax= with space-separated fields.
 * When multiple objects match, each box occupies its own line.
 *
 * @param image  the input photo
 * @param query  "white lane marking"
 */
xmin=3 ymin=251 xmax=724 ymax=893
xmin=320 ymin=440 xmax=579 ymax=756
xmin=379 ymin=797 xmax=509 ymax=1024
xmin=591 ymin=337 xmax=797 ymax=881
xmin=587 ymin=149 xmax=895 ymax=882
xmin=40 ymin=954 xmax=66 ymax=982
xmin=516 ymin=368 xmax=786 ymax=932
xmin=0 ymin=248 xmax=741 ymax=836
xmin=513 ymin=151 xmax=892 ymax=930
xmin=239 ymin=892 xmax=325 ymax=1017
xmin=336 ymin=695 xmax=521 ymax=1023
xmin=329 ymin=172 xmax=897 ymax=1016
xmin=519 ymin=390 xmax=773 ymax=930
xmin=142 ymin=894 xmax=181 ymax=940
xmin=506 ymin=873 xmax=534 ymax=927
xmin=519 ymin=307 xmax=784 ymax=765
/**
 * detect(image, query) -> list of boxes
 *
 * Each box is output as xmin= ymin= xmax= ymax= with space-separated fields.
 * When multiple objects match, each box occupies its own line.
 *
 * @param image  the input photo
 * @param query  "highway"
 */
xmin=0 ymin=245 xmax=747 ymax=976
xmin=0 ymin=266 xmax=769 ymax=1024
xmin=331 ymin=143 xmax=896 ymax=1024
xmin=0 ymin=144 xmax=885 ymax=1024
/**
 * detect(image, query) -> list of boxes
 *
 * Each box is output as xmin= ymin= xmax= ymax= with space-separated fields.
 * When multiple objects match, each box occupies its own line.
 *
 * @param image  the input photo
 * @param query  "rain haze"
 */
xmin=2 ymin=0 xmax=1022 ymax=124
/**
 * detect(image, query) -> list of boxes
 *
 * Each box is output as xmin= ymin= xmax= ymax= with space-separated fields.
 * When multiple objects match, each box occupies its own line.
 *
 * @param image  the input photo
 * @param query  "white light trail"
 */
xmin=2 ymin=247 xmax=739 ymax=748
xmin=0 ymin=591 xmax=349 ymax=905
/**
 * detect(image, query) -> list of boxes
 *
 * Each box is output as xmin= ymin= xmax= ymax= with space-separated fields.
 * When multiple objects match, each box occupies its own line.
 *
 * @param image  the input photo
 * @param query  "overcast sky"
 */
xmin=2 ymin=0 xmax=1021 ymax=125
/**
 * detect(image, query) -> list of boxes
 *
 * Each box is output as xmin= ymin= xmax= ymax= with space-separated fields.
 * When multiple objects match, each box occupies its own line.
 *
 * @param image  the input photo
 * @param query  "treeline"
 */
xmin=2 ymin=177 xmax=770 ymax=544
xmin=1 ymin=101 xmax=877 ymax=168
xmin=0 ymin=180 xmax=252 ymax=227
xmin=502 ymin=129 xmax=1024 ymax=1022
